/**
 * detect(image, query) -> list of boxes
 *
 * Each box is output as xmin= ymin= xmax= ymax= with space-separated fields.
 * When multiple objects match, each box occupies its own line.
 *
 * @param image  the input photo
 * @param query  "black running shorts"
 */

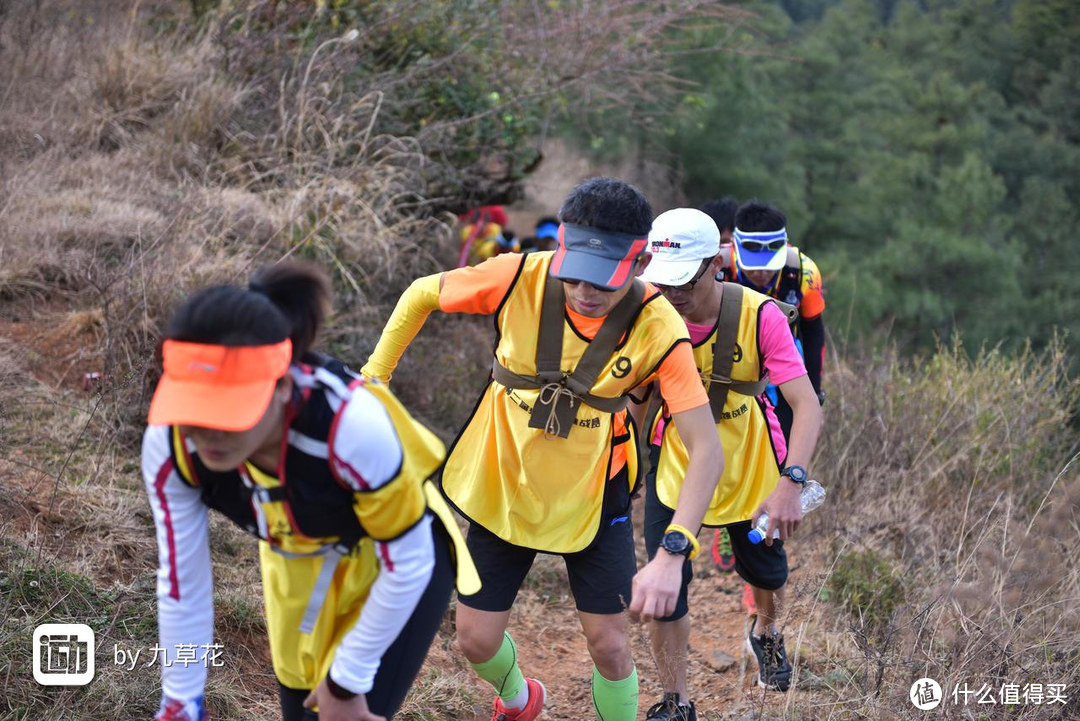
xmin=643 ymin=447 xmax=789 ymax=622
xmin=457 ymin=472 xmax=637 ymax=616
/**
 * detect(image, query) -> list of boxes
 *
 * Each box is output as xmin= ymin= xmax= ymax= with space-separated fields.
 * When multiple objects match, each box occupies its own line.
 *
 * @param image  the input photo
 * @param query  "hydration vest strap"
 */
xmin=708 ymin=283 xmax=770 ymax=422
xmin=170 ymin=427 xmax=199 ymax=487
xmin=567 ymin=279 xmax=644 ymax=394
xmin=777 ymin=246 xmax=802 ymax=305
xmin=494 ymin=276 xmax=643 ymax=438
xmin=534 ymin=270 xmax=567 ymax=384
xmin=492 ymin=362 xmax=630 ymax=413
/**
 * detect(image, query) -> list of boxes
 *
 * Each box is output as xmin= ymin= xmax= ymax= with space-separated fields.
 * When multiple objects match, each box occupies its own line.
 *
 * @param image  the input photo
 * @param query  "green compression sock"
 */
xmin=470 ymin=632 xmax=526 ymax=704
xmin=591 ymin=665 xmax=638 ymax=721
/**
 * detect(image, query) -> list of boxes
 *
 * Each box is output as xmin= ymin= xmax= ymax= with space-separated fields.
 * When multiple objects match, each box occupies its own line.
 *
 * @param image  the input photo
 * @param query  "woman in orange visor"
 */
xmin=143 ymin=261 xmax=476 ymax=721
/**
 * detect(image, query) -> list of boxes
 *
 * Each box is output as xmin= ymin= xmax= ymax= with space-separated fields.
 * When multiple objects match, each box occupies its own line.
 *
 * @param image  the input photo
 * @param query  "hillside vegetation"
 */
xmin=585 ymin=0 xmax=1080 ymax=356
xmin=0 ymin=1 xmax=1077 ymax=719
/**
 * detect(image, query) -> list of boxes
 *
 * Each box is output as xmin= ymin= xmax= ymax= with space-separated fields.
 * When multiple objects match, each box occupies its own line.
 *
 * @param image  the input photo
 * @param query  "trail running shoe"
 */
xmin=711 ymin=528 xmax=736 ymax=572
xmin=492 ymin=677 xmax=546 ymax=721
xmin=156 ymin=696 xmax=206 ymax=721
xmin=645 ymin=692 xmax=698 ymax=720
xmin=745 ymin=617 xmax=792 ymax=692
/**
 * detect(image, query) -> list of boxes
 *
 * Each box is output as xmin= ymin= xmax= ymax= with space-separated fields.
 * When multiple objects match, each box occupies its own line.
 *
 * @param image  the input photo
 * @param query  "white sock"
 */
xmin=503 ymin=684 xmax=530 ymax=711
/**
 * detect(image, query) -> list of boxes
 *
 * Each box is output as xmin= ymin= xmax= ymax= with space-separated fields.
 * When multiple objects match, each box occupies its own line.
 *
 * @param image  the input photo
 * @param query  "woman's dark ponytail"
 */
xmin=165 ymin=260 xmax=332 ymax=360
xmin=249 ymin=261 xmax=331 ymax=359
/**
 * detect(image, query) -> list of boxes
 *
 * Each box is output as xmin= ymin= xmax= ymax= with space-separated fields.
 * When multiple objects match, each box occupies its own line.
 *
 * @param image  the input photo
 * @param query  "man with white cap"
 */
xmin=631 ymin=208 xmax=822 ymax=719
xmin=364 ymin=178 xmax=724 ymax=721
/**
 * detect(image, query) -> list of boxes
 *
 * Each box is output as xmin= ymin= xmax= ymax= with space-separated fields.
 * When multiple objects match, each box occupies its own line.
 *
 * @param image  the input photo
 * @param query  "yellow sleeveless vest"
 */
xmin=172 ymin=377 xmax=479 ymax=691
xmin=443 ymin=253 xmax=687 ymax=553
xmin=655 ymin=286 xmax=783 ymax=526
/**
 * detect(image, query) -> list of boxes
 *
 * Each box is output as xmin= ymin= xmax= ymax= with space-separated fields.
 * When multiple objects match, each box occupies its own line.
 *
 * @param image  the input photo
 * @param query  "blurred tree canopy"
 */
xmin=579 ymin=0 xmax=1080 ymax=355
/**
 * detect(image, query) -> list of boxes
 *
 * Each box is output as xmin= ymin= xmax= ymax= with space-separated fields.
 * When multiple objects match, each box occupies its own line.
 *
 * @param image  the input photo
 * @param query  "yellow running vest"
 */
xmin=171 ymin=379 xmax=478 ymax=690
xmin=442 ymin=253 xmax=688 ymax=553
xmin=654 ymin=286 xmax=783 ymax=526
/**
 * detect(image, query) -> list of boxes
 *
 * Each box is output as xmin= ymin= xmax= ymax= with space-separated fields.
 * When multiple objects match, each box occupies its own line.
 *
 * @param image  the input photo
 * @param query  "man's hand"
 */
xmin=303 ymin=680 xmax=386 ymax=721
xmin=628 ymin=552 xmax=684 ymax=622
xmin=752 ymin=478 xmax=803 ymax=546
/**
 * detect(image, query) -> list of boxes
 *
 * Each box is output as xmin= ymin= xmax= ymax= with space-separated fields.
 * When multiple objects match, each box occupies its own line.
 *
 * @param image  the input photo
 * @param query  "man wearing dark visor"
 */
xmin=363 ymin=177 xmax=723 ymax=721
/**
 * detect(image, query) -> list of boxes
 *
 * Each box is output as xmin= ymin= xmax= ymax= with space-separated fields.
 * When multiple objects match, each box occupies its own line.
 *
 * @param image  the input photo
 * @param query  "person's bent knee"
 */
xmin=456 ymin=611 xmax=505 ymax=663
xmin=585 ymin=626 xmax=632 ymax=673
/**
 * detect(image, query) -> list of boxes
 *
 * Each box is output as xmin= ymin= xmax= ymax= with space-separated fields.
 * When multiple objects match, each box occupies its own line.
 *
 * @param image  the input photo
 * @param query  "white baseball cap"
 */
xmin=640 ymin=208 xmax=721 ymax=286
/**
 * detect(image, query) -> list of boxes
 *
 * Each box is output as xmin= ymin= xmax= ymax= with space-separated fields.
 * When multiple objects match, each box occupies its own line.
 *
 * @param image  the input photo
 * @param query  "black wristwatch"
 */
xmin=660 ymin=529 xmax=693 ymax=558
xmin=780 ymin=465 xmax=808 ymax=487
xmin=326 ymin=674 xmax=359 ymax=700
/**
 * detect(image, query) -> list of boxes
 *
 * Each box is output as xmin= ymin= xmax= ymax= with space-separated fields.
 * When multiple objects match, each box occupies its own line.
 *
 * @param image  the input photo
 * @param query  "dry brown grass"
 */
xmin=771 ymin=339 xmax=1080 ymax=719
xmin=0 ymin=1 xmax=463 ymax=717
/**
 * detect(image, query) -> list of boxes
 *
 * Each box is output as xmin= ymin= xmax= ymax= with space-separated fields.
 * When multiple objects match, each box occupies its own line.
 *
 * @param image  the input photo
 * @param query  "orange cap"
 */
xmin=148 ymin=339 xmax=293 ymax=431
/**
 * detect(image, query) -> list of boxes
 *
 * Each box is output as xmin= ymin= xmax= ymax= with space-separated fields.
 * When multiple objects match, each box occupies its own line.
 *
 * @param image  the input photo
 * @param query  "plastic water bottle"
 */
xmin=748 ymin=479 xmax=826 ymax=544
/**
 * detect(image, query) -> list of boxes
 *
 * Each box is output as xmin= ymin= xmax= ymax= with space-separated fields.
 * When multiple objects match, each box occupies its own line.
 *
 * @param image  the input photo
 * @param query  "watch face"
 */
xmin=662 ymin=531 xmax=690 ymax=555
xmin=786 ymin=465 xmax=807 ymax=482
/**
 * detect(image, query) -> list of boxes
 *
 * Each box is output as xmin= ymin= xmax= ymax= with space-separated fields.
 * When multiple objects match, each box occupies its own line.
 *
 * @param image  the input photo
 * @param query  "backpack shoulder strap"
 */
xmin=708 ymin=283 xmax=743 ymax=421
xmin=519 ymin=277 xmax=644 ymax=437
xmin=707 ymin=283 xmax=770 ymax=421
xmin=534 ymin=273 xmax=567 ymax=383
xmin=563 ymin=279 xmax=644 ymax=396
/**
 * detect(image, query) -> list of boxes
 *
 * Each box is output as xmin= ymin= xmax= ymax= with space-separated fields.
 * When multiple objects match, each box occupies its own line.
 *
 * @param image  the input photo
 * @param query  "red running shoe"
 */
xmin=492 ymin=678 xmax=546 ymax=721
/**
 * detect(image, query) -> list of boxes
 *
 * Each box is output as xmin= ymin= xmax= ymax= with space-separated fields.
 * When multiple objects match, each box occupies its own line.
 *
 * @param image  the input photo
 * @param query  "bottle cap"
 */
xmin=747 ymin=528 xmax=765 ymax=545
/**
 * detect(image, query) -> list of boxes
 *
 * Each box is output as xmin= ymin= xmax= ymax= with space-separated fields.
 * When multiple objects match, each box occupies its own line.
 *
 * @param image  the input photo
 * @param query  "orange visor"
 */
xmin=148 ymin=339 xmax=293 ymax=431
